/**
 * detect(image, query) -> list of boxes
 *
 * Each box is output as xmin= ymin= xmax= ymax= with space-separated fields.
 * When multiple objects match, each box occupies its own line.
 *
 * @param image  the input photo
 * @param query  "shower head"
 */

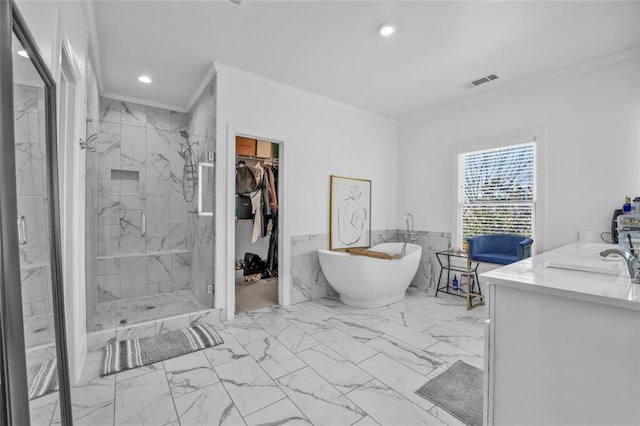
xmin=179 ymin=130 xmax=189 ymax=140
xmin=177 ymin=145 xmax=188 ymax=159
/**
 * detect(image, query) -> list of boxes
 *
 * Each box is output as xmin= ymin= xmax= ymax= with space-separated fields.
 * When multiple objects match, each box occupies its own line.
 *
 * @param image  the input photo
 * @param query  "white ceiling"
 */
xmin=91 ymin=0 xmax=640 ymax=119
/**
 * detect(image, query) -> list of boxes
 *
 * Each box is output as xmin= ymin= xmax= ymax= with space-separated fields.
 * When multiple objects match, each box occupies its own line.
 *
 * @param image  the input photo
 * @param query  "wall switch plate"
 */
xmin=208 ymin=152 xmax=214 ymax=161
xmin=207 ymin=284 xmax=213 ymax=294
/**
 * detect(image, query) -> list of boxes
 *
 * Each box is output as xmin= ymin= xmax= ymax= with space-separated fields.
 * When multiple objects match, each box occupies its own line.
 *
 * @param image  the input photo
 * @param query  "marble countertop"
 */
xmin=481 ymin=242 xmax=640 ymax=311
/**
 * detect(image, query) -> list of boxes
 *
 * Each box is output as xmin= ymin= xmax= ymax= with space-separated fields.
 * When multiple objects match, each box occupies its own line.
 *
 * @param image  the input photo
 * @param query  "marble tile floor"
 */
xmin=33 ymin=289 xmax=486 ymax=426
xmin=91 ymin=290 xmax=208 ymax=332
xmin=24 ymin=312 xmax=56 ymax=348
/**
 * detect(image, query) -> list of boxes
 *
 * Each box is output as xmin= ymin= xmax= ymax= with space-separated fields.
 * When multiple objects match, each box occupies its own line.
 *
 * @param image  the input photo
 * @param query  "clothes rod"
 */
xmin=236 ymin=154 xmax=279 ymax=163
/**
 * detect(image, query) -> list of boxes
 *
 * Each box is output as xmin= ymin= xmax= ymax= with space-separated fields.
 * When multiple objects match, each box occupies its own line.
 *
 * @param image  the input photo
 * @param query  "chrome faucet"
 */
xmin=401 ymin=212 xmax=418 ymax=244
xmin=600 ymin=249 xmax=640 ymax=284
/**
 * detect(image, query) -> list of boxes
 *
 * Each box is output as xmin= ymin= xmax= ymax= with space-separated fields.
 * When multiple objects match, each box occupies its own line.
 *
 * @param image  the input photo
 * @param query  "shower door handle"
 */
xmin=141 ymin=212 xmax=146 ymax=237
xmin=18 ymin=216 xmax=27 ymax=245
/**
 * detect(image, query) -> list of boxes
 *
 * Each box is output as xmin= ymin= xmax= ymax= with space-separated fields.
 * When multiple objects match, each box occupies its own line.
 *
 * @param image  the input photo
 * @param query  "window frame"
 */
xmin=452 ymin=129 xmax=546 ymax=253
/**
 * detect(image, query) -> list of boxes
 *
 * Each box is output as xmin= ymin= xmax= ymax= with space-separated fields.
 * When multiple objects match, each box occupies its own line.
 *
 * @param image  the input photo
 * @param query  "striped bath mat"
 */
xmin=102 ymin=324 xmax=223 ymax=376
xmin=28 ymin=358 xmax=58 ymax=400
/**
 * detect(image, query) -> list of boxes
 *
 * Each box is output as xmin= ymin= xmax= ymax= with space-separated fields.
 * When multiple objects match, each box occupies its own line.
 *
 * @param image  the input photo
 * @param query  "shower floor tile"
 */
xmin=90 ymin=290 xmax=208 ymax=331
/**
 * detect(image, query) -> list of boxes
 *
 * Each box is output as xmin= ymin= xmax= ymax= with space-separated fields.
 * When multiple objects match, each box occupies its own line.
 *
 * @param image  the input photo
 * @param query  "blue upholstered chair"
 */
xmin=466 ymin=234 xmax=534 ymax=265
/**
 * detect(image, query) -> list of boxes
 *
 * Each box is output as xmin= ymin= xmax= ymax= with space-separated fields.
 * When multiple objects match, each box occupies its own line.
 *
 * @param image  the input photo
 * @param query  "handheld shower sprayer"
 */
xmin=177 ymin=129 xmax=197 ymax=202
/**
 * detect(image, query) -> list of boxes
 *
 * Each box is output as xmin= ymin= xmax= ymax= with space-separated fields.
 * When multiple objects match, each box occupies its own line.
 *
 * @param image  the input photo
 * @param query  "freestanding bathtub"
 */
xmin=318 ymin=242 xmax=421 ymax=308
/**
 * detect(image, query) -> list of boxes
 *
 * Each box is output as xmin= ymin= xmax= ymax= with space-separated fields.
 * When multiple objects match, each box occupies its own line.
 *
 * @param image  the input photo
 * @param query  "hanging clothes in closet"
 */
xmin=264 ymin=165 xmax=278 ymax=277
xmin=235 ymin=159 xmax=277 ymax=244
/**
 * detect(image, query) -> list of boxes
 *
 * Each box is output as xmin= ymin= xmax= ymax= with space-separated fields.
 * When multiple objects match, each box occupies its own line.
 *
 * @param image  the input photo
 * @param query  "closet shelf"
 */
xmin=236 ymin=154 xmax=279 ymax=164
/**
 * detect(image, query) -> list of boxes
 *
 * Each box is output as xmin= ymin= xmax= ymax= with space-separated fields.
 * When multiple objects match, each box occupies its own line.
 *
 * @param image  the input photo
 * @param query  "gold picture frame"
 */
xmin=329 ymin=175 xmax=372 ymax=250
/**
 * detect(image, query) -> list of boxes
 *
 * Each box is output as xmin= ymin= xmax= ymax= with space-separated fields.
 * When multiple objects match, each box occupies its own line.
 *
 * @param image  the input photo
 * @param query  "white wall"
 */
xmin=16 ymin=0 xmax=91 ymax=382
xmin=217 ymin=66 xmax=398 ymax=235
xmin=398 ymin=55 xmax=640 ymax=252
xmin=215 ymin=64 xmax=398 ymax=312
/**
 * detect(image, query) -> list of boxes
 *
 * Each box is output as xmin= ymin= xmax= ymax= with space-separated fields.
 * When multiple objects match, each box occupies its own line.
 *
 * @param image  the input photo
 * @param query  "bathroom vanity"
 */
xmin=481 ymin=242 xmax=640 ymax=425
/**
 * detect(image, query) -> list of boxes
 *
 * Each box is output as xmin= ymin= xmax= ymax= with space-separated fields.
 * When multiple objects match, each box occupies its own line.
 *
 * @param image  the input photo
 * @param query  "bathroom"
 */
xmin=1 ymin=1 xmax=639 ymax=425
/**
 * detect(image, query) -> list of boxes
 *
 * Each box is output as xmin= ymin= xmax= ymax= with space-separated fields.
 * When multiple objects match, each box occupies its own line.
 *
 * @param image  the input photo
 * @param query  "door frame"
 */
xmin=52 ymin=9 xmax=86 ymax=382
xmin=0 ymin=2 xmax=72 ymax=423
xmin=223 ymin=124 xmax=291 ymax=320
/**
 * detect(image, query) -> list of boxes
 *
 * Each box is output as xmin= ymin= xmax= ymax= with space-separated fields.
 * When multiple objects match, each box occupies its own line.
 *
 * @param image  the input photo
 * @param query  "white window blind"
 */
xmin=458 ymin=142 xmax=535 ymax=242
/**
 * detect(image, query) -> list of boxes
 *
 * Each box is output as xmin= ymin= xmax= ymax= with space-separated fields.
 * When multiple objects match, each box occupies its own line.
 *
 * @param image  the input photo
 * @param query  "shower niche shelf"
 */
xmin=111 ymin=169 xmax=140 ymax=194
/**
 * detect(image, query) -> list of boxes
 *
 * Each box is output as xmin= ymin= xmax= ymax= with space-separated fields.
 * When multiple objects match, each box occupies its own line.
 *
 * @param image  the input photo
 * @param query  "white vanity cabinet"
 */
xmin=481 ymin=242 xmax=640 ymax=425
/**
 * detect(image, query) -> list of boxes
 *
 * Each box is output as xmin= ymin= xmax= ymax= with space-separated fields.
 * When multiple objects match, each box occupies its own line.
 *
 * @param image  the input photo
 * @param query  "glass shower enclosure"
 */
xmin=85 ymin=78 xmax=217 ymax=332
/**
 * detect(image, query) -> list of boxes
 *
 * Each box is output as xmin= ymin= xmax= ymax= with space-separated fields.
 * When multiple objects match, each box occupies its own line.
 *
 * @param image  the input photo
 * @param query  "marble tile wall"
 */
xmin=95 ymin=97 xmax=194 ymax=303
xmin=290 ymin=229 xmax=452 ymax=304
xmin=14 ymin=83 xmax=52 ymax=318
xmin=397 ymin=230 xmax=452 ymax=295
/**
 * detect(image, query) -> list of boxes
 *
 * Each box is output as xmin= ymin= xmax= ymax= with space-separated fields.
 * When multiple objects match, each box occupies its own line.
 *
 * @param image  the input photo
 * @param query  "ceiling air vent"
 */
xmin=463 ymin=74 xmax=499 ymax=89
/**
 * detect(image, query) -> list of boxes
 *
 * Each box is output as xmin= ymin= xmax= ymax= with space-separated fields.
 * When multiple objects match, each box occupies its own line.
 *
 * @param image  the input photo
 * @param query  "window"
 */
xmin=457 ymin=142 xmax=536 ymax=245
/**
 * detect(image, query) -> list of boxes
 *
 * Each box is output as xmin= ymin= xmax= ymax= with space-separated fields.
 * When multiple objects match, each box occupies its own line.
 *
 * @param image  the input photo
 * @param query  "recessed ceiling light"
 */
xmin=17 ymin=50 xmax=29 ymax=58
xmin=138 ymin=75 xmax=152 ymax=84
xmin=378 ymin=23 xmax=396 ymax=37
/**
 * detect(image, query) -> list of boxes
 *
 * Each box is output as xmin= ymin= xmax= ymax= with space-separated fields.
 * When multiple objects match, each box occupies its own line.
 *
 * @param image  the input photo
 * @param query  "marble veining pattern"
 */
xmin=46 ymin=289 xmax=485 ymax=425
xmin=346 ymin=379 xmax=446 ymax=425
xmin=91 ymin=93 xmax=217 ymax=316
xmin=173 ymin=382 xmax=244 ymax=425
xmin=214 ymin=356 xmax=286 ymax=416
xmin=278 ymin=367 xmax=366 ymax=425
xmin=13 ymin=84 xmax=54 ymax=319
xmin=90 ymin=289 xmax=209 ymax=332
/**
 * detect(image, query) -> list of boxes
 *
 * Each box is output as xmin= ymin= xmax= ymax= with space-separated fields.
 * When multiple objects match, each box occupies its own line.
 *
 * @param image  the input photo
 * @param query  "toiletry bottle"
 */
xmin=623 ymin=196 xmax=632 ymax=215
xmin=452 ymin=275 xmax=459 ymax=291
xmin=633 ymin=197 xmax=640 ymax=215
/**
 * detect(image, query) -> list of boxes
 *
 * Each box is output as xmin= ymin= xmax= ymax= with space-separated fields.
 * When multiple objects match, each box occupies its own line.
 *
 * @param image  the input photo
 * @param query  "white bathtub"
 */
xmin=318 ymin=243 xmax=421 ymax=308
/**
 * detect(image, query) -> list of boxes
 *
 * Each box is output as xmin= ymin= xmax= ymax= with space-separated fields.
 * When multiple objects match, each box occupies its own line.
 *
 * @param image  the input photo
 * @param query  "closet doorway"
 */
xmin=234 ymin=136 xmax=280 ymax=314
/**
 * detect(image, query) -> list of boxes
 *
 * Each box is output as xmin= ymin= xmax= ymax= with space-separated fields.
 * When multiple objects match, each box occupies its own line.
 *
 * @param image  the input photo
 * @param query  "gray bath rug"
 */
xmin=102 ymin=323 xmax=223 ymax=376
xmin=415 ymin=360 xmax=483 ymax=426
xmin=28 ymin=358 xmax=58 ymax=400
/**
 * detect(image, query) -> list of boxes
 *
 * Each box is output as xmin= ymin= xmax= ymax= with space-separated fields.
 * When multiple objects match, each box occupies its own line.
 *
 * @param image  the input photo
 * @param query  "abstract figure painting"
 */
xmin=330 ymin=175 xmax=371 ymax=250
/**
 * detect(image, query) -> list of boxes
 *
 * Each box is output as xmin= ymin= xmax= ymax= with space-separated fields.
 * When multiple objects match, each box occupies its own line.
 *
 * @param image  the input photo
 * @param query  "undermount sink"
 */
xmin=544 ymin=259 xmax=623 ymax=276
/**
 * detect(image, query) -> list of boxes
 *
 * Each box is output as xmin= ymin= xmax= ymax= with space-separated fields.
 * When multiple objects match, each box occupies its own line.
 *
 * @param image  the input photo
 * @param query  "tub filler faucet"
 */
xmin=600 ymin=248 xmax=640 ymax=284
xmin=401 ymin=213 xmax=418 ymax=244
xmin=401 ymin=242 xmax=409 ymax=257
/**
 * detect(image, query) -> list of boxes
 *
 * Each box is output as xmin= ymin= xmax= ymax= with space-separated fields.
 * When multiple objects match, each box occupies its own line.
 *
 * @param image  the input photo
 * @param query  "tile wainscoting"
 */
xmin=290 ymin=230 xmax=452 ymax=304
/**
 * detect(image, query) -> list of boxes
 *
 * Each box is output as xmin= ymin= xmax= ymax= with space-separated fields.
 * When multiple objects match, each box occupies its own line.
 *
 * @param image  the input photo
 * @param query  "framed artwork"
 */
xmin=330 ymin=175 xmax=371 ymax=250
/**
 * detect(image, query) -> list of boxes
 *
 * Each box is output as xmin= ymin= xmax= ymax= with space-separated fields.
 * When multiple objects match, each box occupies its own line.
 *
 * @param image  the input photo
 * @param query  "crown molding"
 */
xmin=80 ymin=0 xmax=103 ymax=93
xmin=403 ymin=47 xmax=640 ymax=124
xmin=185 ymin=63 xmax=217 ymax=112
xmin=101 ymin=91 xmax=189 ymax=113
xmin=214 ymin=62 xmax=397 ymax=125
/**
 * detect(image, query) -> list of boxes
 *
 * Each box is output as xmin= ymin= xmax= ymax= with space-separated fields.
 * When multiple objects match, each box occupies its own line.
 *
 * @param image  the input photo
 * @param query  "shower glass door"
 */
xmin=13 ymin=33 xmax=62 ymax=423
